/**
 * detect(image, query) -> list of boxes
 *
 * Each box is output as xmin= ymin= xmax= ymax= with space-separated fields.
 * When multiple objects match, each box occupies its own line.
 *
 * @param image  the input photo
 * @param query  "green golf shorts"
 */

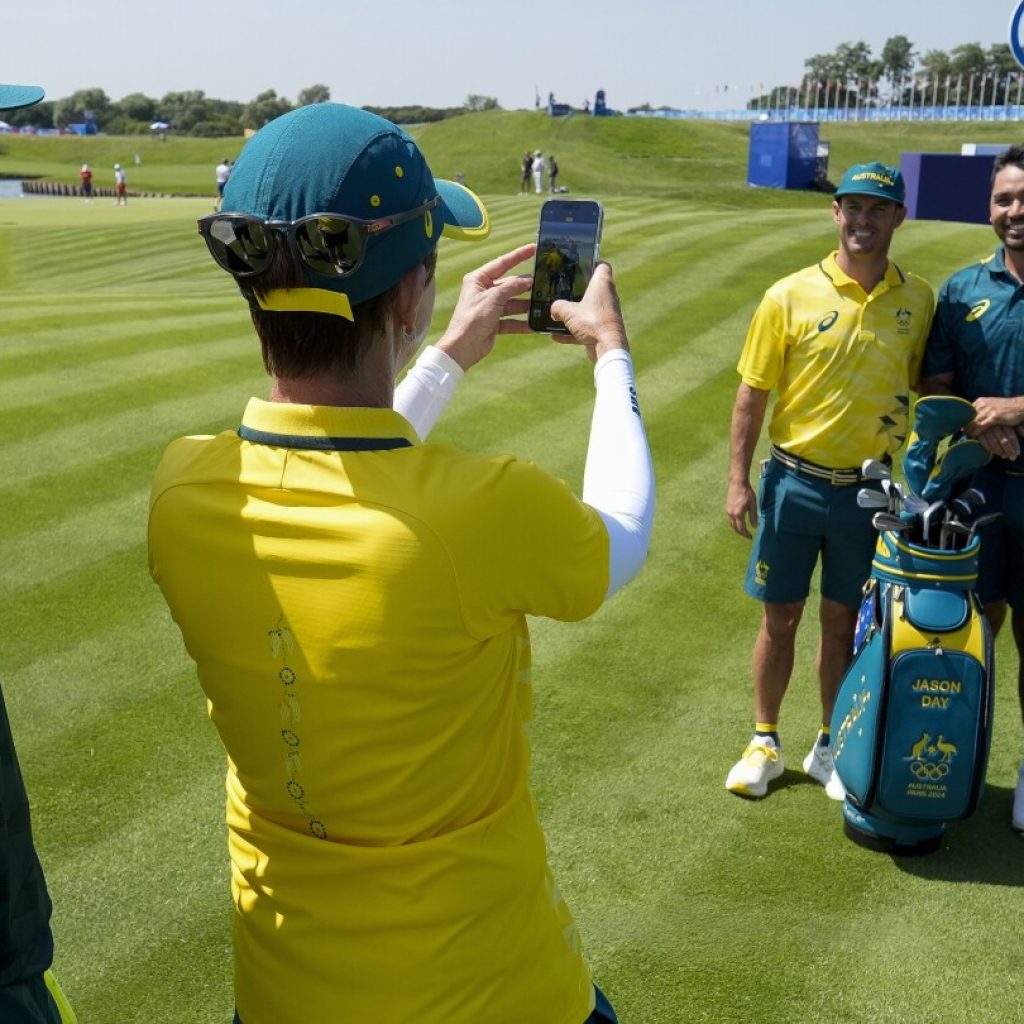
xmin=744 ymin=458 xmax=878 ymax=608
xmin=971 ymin=465 xmax=1024 ymax=610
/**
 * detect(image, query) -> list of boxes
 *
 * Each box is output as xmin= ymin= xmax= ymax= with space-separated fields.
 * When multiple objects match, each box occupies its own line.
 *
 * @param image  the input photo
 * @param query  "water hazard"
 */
xmin=0 ymin=180 xmax=46 ymax=199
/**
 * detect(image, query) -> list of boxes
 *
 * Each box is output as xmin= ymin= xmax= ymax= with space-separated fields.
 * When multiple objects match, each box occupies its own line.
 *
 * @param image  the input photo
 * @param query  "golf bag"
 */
xmin=831 ymin=526 xmax=995 ymax=853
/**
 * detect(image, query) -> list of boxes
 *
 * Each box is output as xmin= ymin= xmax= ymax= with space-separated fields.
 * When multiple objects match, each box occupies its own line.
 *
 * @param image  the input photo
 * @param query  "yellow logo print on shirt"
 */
xmin=755 ymin=560 xmax=770 ymax=586
xmin=966 ymin=299 xmax=991 ymax=322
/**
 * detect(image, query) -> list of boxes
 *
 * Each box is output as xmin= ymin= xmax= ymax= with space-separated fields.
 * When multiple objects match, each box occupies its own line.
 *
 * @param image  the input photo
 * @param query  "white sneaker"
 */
xmin=726 ymin=736 xmax=784 ymax=798
xmin=1012 ymin=763 xmax=1024 ymax=833
xmin=803 ymin=734 xmax=846 ymax=801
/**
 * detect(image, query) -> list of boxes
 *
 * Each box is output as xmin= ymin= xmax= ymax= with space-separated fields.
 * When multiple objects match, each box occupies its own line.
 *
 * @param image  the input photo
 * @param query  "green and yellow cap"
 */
xmin=834 ymin=161 xmax=905 ymax=205
xmin=221 ymin=103 xmax=490 ymax=316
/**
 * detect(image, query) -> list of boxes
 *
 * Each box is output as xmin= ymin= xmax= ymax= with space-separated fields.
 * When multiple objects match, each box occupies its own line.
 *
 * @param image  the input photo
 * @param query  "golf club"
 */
xmin=872 ymin=511 xmax=910 ymax=532
xmin=967 ymin=512 xmax=1003 ymax=544
xmin=941 ymin=520 xmax=971 ymax=550
xmin=861 ymin=458 xmax=892 ymax=482
xmin=921 ymin=501 xmax=945 ymax=548
xmin=959 ymin=487 xmax=985 ymax=510
xmin=904 ymin=494 xmax=928 ymax=515
xmin=947 ymin=497 xmax=972 ymax=521
xmin=857 ymin=488 xmax=889 ymax=510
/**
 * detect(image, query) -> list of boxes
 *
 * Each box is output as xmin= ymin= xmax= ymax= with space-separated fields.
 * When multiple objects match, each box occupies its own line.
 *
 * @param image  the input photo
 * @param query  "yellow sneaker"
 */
xmin=725 ymin=736 xmax=785 ymax=798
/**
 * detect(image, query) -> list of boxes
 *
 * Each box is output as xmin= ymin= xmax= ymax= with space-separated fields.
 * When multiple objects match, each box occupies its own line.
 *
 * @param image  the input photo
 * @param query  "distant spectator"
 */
xmin=548 ymin=154 xmax=560 ymax=193
xmin=79 ymin=164 xmax=92 ymax=203
xmin=214 ymin=158 xmax=231 ymax=212
xmin=532 ymin=149 xmax=544 ymax=194
xmin=133 ymin=153 xmax=142 ymax=166
xmin=114 ymin=163 xmax=127 ymax=206
xmin=519 ymin=150 xmax=533 ymax=195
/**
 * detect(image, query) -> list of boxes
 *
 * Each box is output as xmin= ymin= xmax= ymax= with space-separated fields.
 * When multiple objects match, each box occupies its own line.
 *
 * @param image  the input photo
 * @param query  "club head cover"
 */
xmin=911 ymin=395 xmax=977 ymax=441
xmin=903 ymin=395 xmax=978 ymax=498
xmin=921 ymin=439 xmax=991 ymax=503
xmin=903 ymin=433 xmax=935 ymax=498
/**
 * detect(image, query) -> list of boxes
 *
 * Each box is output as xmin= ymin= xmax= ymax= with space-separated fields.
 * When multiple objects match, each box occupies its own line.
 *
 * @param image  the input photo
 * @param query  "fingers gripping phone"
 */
xmin=528 ymin=199 xmax=603 ymax=333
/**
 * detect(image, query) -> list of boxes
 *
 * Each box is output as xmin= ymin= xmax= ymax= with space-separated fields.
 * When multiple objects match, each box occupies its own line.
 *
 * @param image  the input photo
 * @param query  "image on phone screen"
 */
xmin=529 ymin=199 xmax=603 ymax=333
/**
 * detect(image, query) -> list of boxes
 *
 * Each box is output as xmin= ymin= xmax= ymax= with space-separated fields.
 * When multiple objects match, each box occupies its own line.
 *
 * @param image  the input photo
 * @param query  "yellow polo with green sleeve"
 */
xmin=738 ymin=251 xmax=933 ymax=466
xmin=148 ymin=398 xmax=609 ymax=1024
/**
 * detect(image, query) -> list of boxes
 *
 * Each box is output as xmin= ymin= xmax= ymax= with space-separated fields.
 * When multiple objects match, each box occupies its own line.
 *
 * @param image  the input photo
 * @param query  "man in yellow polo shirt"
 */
xmin=724 ymin=162 xmax=933 ymax=800
xmin=149 ymin=104 xmax=653 ymax=1023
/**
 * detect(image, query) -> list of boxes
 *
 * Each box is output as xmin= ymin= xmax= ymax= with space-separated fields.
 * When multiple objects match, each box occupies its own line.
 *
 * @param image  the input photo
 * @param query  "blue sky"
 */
xmin=6 ymin=0 xmax=1022 ymax=112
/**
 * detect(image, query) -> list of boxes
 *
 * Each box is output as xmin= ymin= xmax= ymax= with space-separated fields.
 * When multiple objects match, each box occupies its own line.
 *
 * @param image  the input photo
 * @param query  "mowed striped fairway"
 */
xmin=2 ymin=194 xmax=1022 ymax=1023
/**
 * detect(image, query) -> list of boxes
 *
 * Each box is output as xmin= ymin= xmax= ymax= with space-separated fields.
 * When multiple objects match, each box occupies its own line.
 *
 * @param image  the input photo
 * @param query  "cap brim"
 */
xmin=834 ymin=187 xmax=905 ymax=205
xmin=0 ymin=84 xmax=45 ymax=111
xmin=435 ymin=179 xmax=490 ymax=241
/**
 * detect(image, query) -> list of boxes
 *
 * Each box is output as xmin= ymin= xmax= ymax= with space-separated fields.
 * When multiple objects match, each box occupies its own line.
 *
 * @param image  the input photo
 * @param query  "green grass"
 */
xmin=3 ymin=109 xmax=1022 ymax=199
xmin=2 ymin=117 xmax=1023 ymax=1024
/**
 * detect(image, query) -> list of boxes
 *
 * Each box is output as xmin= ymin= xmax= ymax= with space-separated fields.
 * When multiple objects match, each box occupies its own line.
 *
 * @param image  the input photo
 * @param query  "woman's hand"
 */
xmin=549 ymin=262 xmax=629 ymax=364
xmin=435 ymin=244 xmax=535 ymax=371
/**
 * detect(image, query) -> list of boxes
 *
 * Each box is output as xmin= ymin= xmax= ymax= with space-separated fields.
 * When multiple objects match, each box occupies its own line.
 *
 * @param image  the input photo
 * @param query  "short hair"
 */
xmin=235 ymin=244 xmax=437 ymax=380
xmin=992 ymin=144 xmax=1024 ymax=184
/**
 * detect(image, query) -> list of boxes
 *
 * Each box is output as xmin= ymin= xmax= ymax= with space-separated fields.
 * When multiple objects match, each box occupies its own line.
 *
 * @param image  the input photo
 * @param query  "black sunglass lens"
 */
xmin=295 ymin=217 xmax=363 ymax=277
xmin=206 ymin=219 xmax=273 ymax=275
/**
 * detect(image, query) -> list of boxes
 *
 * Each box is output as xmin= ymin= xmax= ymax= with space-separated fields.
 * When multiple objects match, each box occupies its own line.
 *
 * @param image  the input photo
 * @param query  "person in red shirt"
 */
xmin=78 ymin=164 xmax=92 ymax=203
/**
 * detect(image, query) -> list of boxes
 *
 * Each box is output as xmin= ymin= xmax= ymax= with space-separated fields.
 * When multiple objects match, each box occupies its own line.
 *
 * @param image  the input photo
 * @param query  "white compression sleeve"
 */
xmin=393 ymin=346 xmax=465 ymax=440
xmin=582 ymin=349 xmax=655 ymax=600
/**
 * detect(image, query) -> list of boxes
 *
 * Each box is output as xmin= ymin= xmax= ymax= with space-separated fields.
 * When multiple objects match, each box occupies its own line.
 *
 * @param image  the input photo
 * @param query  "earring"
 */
xmin=402 ymin=325 xmax=415 ymax=341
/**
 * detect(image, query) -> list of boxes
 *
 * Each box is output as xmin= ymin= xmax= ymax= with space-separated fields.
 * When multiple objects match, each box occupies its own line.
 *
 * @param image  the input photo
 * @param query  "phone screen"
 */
xmin=528 ymin=199 xmax=603 ymax=333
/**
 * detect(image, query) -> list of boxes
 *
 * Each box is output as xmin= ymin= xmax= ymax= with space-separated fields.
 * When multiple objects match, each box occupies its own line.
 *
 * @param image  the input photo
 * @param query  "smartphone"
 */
xmin=528 ymin=198 xmax=603 ymax=333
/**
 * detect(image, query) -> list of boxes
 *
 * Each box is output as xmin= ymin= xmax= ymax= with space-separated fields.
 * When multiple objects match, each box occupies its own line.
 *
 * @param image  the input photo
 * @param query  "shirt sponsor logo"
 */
xmin=895 ymin=306 xmax=912 ymax=334
xmin=817 ymin=310 xmax=839 ymax=332
xmin=966 ymin=299 xmax=991 ymax=322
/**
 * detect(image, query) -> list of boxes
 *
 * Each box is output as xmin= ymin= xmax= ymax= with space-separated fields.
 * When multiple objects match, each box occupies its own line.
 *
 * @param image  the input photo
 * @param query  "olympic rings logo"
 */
xmin=911 ymin=761 xmax=950 ymax=780
xmin=1011 ymin=2 xmax=1024 ymax=70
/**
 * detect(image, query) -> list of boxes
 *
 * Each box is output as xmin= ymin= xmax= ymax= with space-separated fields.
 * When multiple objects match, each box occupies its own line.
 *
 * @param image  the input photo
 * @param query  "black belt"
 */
xmin=770 ymin=445 xmax=862 ymax=486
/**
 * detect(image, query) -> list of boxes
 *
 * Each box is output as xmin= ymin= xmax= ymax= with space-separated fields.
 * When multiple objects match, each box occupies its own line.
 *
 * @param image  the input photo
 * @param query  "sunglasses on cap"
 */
xmin=197 ymin=194 xmax=442 ymax=279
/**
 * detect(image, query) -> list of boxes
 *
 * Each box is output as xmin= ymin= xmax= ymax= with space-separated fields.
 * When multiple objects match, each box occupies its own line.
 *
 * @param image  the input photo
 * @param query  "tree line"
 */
xmin=750 ymin=36 xmax=1022 ymax=109
xmin=0 ymin=85 xmax=500 ymax=135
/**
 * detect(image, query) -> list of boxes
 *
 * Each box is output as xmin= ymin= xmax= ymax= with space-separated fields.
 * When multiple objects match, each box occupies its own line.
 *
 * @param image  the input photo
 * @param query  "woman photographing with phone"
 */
xmin=151 ymin=102 xmax=653 ymax=1023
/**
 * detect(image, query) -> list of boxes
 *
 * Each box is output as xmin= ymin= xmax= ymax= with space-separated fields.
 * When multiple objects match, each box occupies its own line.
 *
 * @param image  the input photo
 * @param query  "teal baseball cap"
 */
xmin=0 ymin=83 xmax=44 ymax=110
xmin=834 ymin=162 xmax=905 ymax=205
xmin=221 ymin=103 xmax=490 ymax=310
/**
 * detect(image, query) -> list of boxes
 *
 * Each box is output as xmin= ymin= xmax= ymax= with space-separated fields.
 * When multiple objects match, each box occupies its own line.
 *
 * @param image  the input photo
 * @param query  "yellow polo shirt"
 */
xmin=148 ymin=399 xmax=609 ymax=1024
xmin=738 ymin=252 xmax=933 ymax=466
